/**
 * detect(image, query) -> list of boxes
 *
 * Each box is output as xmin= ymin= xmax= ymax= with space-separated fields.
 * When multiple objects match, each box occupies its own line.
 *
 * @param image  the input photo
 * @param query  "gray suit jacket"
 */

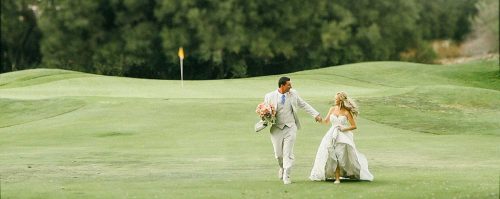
xmin=264 ymin=89 xmax=319 ymax=130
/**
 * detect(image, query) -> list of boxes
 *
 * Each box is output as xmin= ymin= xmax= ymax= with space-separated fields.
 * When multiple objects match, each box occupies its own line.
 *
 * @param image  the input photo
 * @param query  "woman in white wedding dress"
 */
xmin=309 ymin=91 xmax=373 ymax=184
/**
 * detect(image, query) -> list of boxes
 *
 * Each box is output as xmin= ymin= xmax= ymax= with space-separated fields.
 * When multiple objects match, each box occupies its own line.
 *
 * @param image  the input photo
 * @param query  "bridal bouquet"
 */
xmin=255 ymin=102 xmax=276 ymax=126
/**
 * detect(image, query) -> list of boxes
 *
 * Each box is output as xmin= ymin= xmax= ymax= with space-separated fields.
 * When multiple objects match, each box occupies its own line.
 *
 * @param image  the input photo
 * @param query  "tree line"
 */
xmin=1 ymin=0 xmax=479 ymax=79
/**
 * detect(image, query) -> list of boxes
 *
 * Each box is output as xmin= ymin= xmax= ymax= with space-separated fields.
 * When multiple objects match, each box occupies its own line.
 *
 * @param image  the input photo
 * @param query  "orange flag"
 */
xmin=178 ymin=47 xmax=185 ymax=59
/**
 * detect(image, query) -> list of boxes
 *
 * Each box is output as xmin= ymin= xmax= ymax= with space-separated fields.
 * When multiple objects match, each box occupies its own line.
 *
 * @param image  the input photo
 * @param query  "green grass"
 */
xmin=0 ymin=60 xmax=499 ymax=198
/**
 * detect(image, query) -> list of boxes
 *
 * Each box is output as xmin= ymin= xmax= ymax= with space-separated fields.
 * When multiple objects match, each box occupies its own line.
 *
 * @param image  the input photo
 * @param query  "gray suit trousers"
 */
xmin=270 ymin=124 xmax=297 ymax=174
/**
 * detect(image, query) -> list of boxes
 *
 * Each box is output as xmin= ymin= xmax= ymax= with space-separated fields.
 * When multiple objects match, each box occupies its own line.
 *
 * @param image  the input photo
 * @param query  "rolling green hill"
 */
xmin=0 ymin=60 xmax=498 ymax=198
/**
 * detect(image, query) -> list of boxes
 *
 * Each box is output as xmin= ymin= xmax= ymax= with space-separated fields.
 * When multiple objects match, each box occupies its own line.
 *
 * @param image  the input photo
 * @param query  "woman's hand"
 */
xmin=334 ymin=125 xmax=342 ymax=131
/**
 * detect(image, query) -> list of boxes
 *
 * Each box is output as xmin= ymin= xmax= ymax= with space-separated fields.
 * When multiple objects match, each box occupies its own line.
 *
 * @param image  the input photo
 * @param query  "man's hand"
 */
xmin=315 ymin=115 xmax=322 ymax=123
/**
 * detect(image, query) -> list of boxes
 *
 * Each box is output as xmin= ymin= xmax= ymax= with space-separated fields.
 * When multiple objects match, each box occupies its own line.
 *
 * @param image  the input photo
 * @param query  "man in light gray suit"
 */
xmin=264 ymin=76 xmax=322 ymax=184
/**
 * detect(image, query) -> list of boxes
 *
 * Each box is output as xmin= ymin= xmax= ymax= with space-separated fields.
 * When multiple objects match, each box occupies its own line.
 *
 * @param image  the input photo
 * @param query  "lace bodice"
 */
xmin=330 ymin=114 xmax=349 ymax=127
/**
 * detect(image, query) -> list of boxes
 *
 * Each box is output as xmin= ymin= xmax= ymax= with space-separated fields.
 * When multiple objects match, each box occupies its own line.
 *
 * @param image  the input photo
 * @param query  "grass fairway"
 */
xmin=0 ymin=60 xmax=499 ymax=198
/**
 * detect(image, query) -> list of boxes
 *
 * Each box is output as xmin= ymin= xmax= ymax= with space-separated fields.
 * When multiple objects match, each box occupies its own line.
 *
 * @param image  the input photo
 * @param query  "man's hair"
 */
xmin=278 ymin=77 xmax=290 ymax=87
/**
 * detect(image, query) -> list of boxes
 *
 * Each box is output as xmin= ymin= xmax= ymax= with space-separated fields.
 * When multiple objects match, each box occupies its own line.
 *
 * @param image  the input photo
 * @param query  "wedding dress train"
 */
xmin=309 ymin=115 xmax=374 ymax=181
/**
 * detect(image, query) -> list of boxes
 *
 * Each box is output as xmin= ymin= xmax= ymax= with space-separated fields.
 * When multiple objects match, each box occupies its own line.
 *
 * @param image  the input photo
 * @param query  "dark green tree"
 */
xmin=2 ymin=0 xmax=481 ymax=79
xmin=1 ymin=0 xmax=42 ymax=73
xmin=38 ymin=0 xmax=103 ymax=73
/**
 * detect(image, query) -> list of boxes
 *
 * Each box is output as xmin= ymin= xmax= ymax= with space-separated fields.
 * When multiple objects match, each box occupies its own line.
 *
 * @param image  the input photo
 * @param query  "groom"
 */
xmin=264 ymin=76 xmax=322 ymax=184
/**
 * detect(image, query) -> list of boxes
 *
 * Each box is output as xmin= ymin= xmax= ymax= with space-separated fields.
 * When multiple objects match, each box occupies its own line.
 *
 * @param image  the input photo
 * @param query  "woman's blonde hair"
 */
xmin=335 ymin=91 xmax=359 ymax=117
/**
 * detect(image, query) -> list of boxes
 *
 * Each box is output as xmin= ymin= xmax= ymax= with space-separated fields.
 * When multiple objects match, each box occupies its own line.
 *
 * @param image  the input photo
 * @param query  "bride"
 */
xmin=309 ymin=91 xmax=374 ymax=184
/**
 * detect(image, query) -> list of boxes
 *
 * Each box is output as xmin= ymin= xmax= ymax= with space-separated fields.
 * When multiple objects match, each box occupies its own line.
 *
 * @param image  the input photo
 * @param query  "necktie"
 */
xmin=281 ymin=94 xmax=285 ymax=105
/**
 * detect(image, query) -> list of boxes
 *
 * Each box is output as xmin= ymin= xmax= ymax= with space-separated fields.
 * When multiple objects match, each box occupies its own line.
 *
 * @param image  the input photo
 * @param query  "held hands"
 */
xmin=315 ymin=115 xmax=322 ymax=123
